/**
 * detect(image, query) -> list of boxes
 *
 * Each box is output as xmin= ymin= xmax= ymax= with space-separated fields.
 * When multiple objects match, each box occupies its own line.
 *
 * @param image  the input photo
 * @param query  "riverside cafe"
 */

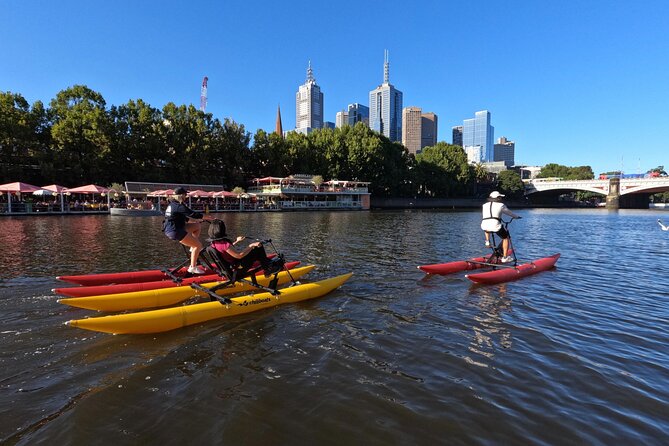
xmin=124 ymin=181 xmax=243 ymax=212
xmin=247 ymin=175 xmax=371 ymax=210
xmin=0 ymin=182 xmax=111 ymax=214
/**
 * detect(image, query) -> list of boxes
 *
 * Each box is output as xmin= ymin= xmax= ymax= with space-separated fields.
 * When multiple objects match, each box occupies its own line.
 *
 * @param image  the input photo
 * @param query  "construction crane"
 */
xmin=200 ymin=76 xmax=208 ymax=112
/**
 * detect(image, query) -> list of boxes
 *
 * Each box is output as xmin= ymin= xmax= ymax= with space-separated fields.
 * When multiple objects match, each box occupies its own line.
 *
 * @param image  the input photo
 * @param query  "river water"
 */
xmin=0 ymin=209 xmax=668 ymax=445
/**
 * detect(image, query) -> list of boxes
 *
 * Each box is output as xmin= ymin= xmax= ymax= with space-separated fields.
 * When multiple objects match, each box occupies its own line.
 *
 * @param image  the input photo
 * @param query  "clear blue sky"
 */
xmin=2 ymin=0 xmax=667 ymax=175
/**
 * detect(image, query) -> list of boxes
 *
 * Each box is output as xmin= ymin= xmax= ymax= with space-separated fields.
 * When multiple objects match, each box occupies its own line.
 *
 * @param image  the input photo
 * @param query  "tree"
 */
xmin=415 ymin=143 xmax=471 ymax=197
xmin=538 ymin=163 xmax=594 ymax=180
xmin=49 ymin=85 xmax=111 ymax=184
xmin=497 ymin=170 xmax=524 ymax=198
xmin=250 ymin=129 xmax=290 ymax=178
xmin=108 ymin=99 xmax=164 ymax=182
xmin=0 ymin=92 xmax=51 ymax=183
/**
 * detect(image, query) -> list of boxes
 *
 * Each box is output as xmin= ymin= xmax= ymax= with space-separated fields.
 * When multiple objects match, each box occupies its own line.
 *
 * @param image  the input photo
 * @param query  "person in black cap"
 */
xmin=480 ymin=191 xmax=521 ymax=263
xmin=163 ymin=187 xmax=213 ymax=274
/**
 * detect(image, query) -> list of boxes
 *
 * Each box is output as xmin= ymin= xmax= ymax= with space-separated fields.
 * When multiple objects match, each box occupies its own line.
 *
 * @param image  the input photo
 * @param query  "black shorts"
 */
xmin=165 ymin=228 xmax=188 ymax=241
xmin=494 ymin=227 xmax=510 ymax=239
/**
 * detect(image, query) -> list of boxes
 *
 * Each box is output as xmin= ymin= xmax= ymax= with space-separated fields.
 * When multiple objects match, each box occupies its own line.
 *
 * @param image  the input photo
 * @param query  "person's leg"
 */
xmin=180 ymin=232 xmax=203 ymax=268
xmin=484 ymin=232 xmax=490 ymax=246
xmin=238 ymin=246 xmax=269 ymax=270
xmin=502 ymin=238 xmax=509 ymax=258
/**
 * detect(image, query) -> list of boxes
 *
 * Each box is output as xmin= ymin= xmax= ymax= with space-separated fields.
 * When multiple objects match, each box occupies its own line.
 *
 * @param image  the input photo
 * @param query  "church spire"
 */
xmin=275 ymin=104 xmax=283 ymax=138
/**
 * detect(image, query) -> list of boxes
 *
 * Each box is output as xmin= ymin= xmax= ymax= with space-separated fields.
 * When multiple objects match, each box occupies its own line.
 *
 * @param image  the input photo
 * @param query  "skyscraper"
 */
xmin=369 ymin=50 xmax=403 ymax=142
xmin=421 ymin=112 xmax=438 ymax=149
xmin=335 ymin=111 xmax=349 ymax=128
xmin=463 ymin=110 xmax=494 ymax=163
xmin=494 ymin=136 xmax=515 ymax=166
xmin=402 ymin=107 xmax=422 ymax=155
xmin=347 ymin=103 xmax=369 ymax=126
xmin=452 ymin=126 xmax=463 ymax=146
xmin=295 ymin=61 xmax=324 ymax=134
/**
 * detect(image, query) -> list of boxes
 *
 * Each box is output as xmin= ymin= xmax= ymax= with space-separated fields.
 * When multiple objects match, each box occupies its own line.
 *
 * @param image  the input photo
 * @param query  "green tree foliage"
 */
xmin=49 ymin=85 xmax=112 ymax=183
xmin=415 ymin=143 xmax=471 ymax=197
xmin=497 ymin=170 xmax=524 ymax=198
xmin=0 ymin=92 xmax=51 ymax=183
xmin=108 ymin=99 xmax=164 ymax=182
xmin=250 ymin=129 xmax=290 ymax=178
xmin=537 ymin=163 xmax=594 ymax=180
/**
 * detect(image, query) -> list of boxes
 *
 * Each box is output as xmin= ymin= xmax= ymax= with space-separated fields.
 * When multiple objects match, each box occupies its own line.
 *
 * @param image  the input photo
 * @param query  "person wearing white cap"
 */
xmin=481 ymin=191 xmax=521 ymax=263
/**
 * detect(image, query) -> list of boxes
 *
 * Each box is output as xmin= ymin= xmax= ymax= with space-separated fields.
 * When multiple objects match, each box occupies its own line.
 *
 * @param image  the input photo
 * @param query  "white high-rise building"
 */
xmin=336 ymin=111 xmax=349 ymax=128
xmin=295 ymin=62 xmax=324 ymax=134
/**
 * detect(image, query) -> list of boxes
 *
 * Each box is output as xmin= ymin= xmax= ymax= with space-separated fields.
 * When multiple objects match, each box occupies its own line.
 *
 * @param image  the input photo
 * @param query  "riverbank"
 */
xmin=370 ymin=197 xmax=603 ymax=209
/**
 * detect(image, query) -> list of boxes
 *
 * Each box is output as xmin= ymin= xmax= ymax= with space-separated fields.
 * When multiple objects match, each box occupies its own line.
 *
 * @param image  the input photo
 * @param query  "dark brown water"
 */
xmin=1 ymin=210 xmax=668 ymax=445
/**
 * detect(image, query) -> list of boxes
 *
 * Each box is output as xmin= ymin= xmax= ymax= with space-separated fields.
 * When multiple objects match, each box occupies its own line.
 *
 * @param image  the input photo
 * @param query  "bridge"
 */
xmin=524 ymin=177 xmax=669 ymax=208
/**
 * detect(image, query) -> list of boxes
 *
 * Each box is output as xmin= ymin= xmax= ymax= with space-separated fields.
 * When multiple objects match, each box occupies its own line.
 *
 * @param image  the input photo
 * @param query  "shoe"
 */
xmin=484 ymin=241 xmax=491 ymax=248
xmin=187 ymin=265 xmax=206 ymax=274
xmin=263 ymin=258 xmax=285 ymax=277
xmin=501 ymin=256 xmax=514 ymax=264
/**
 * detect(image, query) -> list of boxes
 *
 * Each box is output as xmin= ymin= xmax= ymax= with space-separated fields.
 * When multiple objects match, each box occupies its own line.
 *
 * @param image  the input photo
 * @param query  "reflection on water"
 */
xmin=1 ymin=209 xmax=669 ymax=444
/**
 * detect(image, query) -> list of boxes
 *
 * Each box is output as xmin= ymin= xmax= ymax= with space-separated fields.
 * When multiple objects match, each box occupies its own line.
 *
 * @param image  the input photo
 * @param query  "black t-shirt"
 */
xmin=163 ymin=200 xmax=203 ymax=233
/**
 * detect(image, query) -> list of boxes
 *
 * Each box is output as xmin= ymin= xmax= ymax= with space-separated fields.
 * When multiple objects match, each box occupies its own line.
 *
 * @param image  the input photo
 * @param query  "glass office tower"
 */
xmin=463 ymin=110 xmax=494 ymax=163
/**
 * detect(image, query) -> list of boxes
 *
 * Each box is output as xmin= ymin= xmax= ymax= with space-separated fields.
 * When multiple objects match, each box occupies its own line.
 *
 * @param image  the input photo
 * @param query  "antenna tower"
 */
xmin=200 ymin=76 xmax=208 ymax=112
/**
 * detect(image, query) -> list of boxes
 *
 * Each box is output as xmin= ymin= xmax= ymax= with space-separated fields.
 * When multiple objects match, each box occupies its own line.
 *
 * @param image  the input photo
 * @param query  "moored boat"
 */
xmin=65 ymin=272 xmax=353 ymax=334
xmin=58 ymin=266 xmax=314 ymax=312
xmin=110 ymin=207 xmax=163 ymax=217
xmin=465 ymin=253 xmax=560 ymax=285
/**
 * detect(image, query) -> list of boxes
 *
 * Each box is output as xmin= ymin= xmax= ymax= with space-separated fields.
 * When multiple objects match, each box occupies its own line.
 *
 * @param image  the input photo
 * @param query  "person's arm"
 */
xmin=501 ymin=205 xmax=521 ymax=219
xmin=225 ymin=241 xmax=261 ymax=259
xmin=180 ymin=203 xmax=207 ymax=220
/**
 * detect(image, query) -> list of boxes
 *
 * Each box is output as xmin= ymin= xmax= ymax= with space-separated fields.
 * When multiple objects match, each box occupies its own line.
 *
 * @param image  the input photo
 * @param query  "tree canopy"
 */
xmin=537 ymin=163 xmax=594 ymax=180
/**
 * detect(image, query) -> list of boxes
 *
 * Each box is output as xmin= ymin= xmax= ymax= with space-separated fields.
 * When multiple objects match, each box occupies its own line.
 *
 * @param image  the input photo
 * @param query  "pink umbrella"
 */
xmin=0 ymin=182 xmax=45 ymax=193
xmin=42 ymin=184 xmax=67 ymax=193
xmin=212 ymin=190 xmax=238 ymax=197
xmin=187 ymin=190 xmax=212 ymax=198
xmin=65 ymin=184 xmax=110 ymax=194
xmin=64 ymin=184 xmax=111 ymax=212
xmin=0 ymin=182 xmax=48 ymax=213
xmin=42 ymin=184 xmax=67 ymax=212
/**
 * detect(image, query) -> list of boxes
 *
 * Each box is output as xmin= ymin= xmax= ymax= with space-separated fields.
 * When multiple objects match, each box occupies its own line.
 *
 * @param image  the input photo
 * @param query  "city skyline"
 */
xmin=2 ymin=0 xmax=667 ymax=175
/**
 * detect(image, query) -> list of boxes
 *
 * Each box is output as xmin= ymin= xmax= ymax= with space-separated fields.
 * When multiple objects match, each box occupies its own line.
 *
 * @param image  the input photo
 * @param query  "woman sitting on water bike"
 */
xmin=207 ymin=219 xmax=284 ymax=278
